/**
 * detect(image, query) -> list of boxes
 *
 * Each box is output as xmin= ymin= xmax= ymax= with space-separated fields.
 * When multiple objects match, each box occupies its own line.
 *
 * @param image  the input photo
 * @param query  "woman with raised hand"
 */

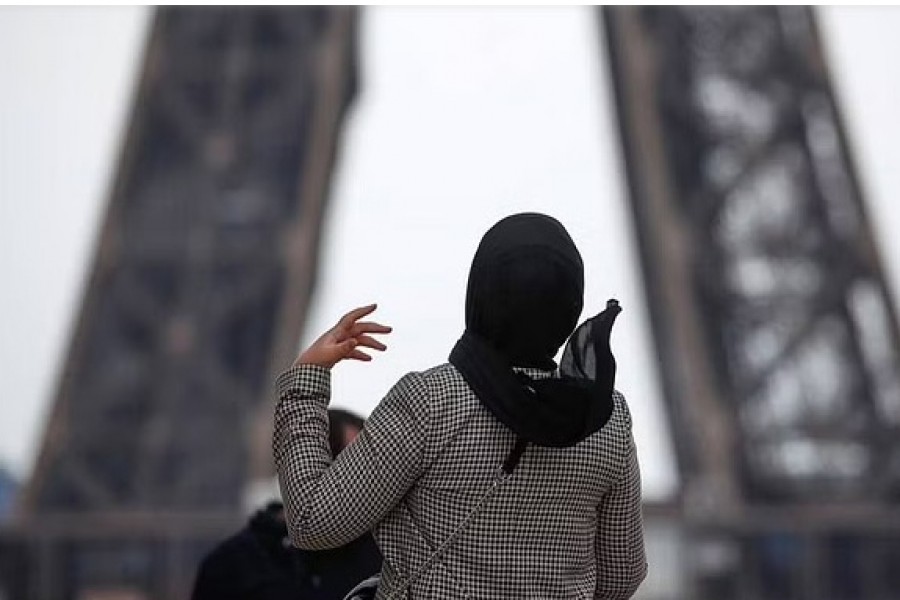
xmin=274 ymin=213 xmax=647 ymax=599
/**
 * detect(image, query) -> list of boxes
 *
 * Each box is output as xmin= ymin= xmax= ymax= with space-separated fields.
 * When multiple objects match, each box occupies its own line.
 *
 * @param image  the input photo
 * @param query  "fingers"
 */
xmin=338 ymin=339 xmax=377 ymax=362
xmin=297 ymin=305 xmax=392 ymax=369
xmin=347 ymin=348 xmax=373 ymax=362
xmin=332 ymin=322 xmax=391 ymax=346
xmin=350 ymin=321 xmax=392 ymax=337
xmin=339 ymin=304 xmax=378 ymax=329
xmin=355 ymin=334 xmax=387 ymax=352
xmin=328 ymin=305 xmax=392 ymax=365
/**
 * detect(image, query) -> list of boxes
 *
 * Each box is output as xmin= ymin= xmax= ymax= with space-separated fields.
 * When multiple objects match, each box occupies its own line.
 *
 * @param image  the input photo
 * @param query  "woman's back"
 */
xmin=274 ymin=213 xmax=646 ymax=599
xmin=370 ymin=363 xmax=642 ymax=599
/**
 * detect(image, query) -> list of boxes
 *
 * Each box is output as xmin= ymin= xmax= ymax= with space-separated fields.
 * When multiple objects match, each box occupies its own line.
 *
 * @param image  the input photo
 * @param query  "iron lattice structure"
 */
xmin=11 ymin=7 xmax=358 ymax=599
xmin=604 ymin=6 xmax=900 ymax=599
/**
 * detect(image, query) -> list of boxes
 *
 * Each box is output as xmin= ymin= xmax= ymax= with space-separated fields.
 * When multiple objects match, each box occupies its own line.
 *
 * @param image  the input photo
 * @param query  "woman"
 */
xmin=274 ymin=213 xmax=647 ymax=599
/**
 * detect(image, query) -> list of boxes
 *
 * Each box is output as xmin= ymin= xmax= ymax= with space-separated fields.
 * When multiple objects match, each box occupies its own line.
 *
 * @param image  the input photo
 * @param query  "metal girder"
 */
xmin=604 ymin=6 xmax=900 ymax=599
xmin=16 ymin=7 xmax=358 ymax=599
xmin=604 ymin=5 xmax=900 ymax=507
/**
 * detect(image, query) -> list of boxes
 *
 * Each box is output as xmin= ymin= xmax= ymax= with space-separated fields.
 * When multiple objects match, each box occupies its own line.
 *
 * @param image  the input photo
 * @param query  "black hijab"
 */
xmin=449 ymin=213 xmax=621 ymax=451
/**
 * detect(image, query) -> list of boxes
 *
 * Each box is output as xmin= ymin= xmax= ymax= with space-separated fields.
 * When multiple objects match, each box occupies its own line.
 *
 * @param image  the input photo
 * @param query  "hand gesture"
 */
xmin=294 ymin=304 xmax=392 ymax=369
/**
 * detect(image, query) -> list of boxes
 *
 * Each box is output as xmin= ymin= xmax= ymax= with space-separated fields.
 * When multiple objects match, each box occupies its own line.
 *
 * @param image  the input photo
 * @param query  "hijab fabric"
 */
xmin=449 ymin=213 xmax=621 ymax=449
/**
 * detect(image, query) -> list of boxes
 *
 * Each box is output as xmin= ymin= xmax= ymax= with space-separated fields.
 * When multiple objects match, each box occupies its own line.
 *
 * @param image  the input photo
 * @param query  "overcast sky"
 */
xmin=2 ymin=7 xmax=899 ymax=502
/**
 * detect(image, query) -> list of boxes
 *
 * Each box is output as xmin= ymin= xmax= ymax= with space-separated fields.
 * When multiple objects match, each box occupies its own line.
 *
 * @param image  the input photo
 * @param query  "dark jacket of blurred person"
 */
xmin=192 ymin=410 xmax=381 ymax=600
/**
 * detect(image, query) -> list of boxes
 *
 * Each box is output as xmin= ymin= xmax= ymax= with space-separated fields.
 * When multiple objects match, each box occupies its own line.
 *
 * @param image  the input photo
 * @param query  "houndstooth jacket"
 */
xmin=274 ymin=362 xmax=647 ymax=599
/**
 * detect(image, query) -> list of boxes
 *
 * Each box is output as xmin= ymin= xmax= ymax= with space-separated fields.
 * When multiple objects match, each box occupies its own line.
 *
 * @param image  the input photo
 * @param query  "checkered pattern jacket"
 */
xmin=274 ymin=362 xmax=647 ymax=599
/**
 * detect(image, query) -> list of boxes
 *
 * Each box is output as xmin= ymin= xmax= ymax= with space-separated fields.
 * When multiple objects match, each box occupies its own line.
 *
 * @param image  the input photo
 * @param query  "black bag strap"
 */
xmin=386 ymin=438 xmax=527 ymax=599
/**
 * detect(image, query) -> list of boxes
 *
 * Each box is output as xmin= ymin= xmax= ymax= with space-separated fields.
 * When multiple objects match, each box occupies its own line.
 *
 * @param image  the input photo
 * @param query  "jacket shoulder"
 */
xmin=412 ymin=363 xmax=482 ymax=449
xmin=611 ymin=389 xmax=633 ymax=430
xmin=419 ymin=362 xmax=465 ymax=385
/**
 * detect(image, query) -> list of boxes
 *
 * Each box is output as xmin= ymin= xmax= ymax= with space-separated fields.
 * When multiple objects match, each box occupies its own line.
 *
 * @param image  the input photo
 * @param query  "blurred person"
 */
xmin=191 ymin=409 xmax=381 ymax=600
xmin=275 ymin=213 xmax=647 ymax=599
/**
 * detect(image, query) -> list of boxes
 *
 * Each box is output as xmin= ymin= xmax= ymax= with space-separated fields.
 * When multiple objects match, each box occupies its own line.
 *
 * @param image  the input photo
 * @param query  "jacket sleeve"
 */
xmin=595 ymin=393 xmax=647 ymax=599
xmin=273 ymin=364 xmax=431 ymax=550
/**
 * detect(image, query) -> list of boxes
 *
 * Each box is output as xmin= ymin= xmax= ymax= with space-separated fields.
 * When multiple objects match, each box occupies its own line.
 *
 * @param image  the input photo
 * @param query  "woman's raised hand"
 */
xmin=293 ymin=304 xmax=392 ymax=369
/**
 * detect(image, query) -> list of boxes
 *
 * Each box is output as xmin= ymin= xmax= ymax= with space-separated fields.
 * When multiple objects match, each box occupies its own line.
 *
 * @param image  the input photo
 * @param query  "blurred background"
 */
xmin=1 ymin=5 xmax=899 ymax=599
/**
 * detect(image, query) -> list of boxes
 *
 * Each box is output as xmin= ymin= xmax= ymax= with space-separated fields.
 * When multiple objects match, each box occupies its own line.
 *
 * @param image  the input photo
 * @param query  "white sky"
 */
xmin=1 ymin=7 xmax=899 ymax=502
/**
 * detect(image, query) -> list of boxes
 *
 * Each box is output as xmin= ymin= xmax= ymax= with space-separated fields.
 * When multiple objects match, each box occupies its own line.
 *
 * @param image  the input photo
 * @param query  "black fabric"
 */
xmin=450 ymin=213 xmax=621 ymax=449
xmin=191 ymin=502 xmax=382 ymax=600
xmin=463 ymin=213 xmax=584 ymax=370
xmin=502 ymin=437 xmax=529 ymax=474
xmin=560 ymin=299 xmax=622 ymax=387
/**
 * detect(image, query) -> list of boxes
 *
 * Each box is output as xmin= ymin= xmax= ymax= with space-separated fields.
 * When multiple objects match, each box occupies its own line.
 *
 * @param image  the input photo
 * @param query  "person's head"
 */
xmin=465 ymin=213 xmax=584 ymax=368
xmin=260 ymin=500 xmax=285 ymax=523
xmin=328 ymin=408 xmax=365 ymax=458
